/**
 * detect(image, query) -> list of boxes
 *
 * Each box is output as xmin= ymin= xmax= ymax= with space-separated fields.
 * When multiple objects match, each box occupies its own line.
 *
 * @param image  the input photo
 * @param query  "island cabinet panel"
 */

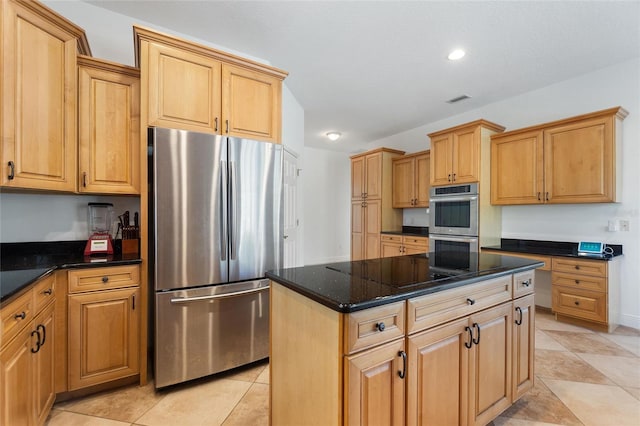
xmin=1 ymin=0 xmax=80 ymax=191
xmin=512 ymin=294 xmax=535 ymax=401
xmin=406 ymin=317 xmax=470 ymax=426
xmin=0 ymin=279 xmax=56 ymax=426
xmin=491 ymin=107 xmax=627 ymax=205
xmin=345 ymin=339 xmax=405 ymax=426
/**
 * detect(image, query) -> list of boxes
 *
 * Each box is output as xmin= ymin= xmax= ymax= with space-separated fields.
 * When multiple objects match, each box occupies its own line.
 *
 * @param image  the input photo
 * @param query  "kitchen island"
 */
xmin=266 ymin=252 xmax=543 ymax=426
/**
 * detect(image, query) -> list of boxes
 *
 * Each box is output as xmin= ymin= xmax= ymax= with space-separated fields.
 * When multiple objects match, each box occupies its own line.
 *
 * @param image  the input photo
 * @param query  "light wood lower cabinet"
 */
xmin=1 ymin=291 xmax=56 ymax=426
xmin=67 ymin=266 xmax=140 ymax=391
xmin=271 ymin=271 xmax=535 ymax=426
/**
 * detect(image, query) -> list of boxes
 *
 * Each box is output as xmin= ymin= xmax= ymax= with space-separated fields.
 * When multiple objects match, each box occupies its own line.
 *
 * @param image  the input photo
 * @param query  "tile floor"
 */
xmin=46 ymin=311 xmax=640 ymax=426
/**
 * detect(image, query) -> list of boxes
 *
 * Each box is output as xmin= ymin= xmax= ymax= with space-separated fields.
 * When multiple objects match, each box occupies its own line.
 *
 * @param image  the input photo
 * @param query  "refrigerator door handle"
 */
xmin=230 ymin=161 xmax=238 ymax=260
xmin=220 ymin=161 xmax=228 ymax=261
xmin=170 ymin=285 xmax=269 ymax=304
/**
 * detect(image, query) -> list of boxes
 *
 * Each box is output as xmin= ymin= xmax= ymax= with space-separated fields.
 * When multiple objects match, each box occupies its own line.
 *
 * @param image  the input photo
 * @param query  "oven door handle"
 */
xmin=429 ymin=235 xmax=478 ymax=243
xmin=430 ymin=195 xmax=477 ymax=203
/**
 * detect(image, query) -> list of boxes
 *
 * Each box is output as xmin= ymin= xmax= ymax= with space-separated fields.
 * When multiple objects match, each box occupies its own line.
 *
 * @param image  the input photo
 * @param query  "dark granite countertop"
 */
xmin=482 ymin=238 xmax=623 ymax=261
xmin=381 ymin=226 xmax=429 ymax=237
xmin=1 ymin=241 xmax=141 ymax=303
xmin=266 ymin=251 xmax=543 ymax=313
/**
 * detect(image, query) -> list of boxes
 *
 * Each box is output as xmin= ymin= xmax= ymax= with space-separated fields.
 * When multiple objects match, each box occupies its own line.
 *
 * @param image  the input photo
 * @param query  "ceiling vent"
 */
xmin=446 ymin=94 xmax=471 ymax=104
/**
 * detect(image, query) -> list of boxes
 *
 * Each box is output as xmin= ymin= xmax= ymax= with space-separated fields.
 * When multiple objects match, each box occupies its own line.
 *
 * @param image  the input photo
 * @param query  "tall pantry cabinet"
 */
xmin=351 ymin=148 xmax=404 ymax=260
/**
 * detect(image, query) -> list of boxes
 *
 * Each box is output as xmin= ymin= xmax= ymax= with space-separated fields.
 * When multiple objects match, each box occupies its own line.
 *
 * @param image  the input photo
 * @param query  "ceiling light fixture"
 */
xmin=326 ymin=132 xmax=341 ymax=141
xmin=447 ymin=49 xmax=465 ymax=61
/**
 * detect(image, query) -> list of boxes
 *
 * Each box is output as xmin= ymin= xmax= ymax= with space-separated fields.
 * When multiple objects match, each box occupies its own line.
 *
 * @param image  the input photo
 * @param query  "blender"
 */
xmin=84 ymin=202 xmax=115 ymax=256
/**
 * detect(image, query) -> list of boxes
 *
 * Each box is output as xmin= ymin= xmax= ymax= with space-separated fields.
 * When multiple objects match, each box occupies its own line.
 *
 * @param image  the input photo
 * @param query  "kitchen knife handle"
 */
xmin=8 ymin=161 xmax=15 ymax=180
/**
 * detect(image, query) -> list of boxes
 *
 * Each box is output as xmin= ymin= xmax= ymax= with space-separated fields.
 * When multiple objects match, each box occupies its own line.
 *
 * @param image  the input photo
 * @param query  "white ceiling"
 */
xmin=86 ymin=0 xmax=640 ymax=152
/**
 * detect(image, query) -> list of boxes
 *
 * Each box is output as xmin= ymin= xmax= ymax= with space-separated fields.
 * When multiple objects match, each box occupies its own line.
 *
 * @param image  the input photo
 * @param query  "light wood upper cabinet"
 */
xmin=491 ymin=107 xmax=627 ymax=205
xmin=222 ymin=64 xmax=282 ymax=142
xmin=135 ymin=25 xmax=287 ymax=143
xmin=392 ymin=151 xmax=430 ymax=208
xmin=78 ymin=56 xmax=141 ymax=194
xmin=429 ymin=120 xmax=505 ymax=187
xmin=1 ymin=0 xmax=90 ymax=192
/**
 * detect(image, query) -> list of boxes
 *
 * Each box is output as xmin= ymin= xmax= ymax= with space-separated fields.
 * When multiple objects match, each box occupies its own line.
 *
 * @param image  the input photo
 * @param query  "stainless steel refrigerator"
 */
xmin=149 ymin=127 xmax=283 ymax=388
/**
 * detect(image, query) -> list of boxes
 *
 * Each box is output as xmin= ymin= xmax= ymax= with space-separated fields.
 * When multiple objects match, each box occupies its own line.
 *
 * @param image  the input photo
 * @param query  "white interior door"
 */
xmin=283 ymin=150 xmax=298 ymax=268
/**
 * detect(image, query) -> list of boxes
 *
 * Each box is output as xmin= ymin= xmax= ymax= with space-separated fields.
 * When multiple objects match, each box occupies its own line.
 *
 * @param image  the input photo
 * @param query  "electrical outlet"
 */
xmin=620 ymin=220 xmax=630 ymax=231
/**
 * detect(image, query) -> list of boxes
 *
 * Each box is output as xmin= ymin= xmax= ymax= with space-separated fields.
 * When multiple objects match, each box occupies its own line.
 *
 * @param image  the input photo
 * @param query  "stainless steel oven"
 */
xmin=429 ymin=183 xmax=478 ymax=237
xmin=429 ymin=234 xmax=479 ymax=255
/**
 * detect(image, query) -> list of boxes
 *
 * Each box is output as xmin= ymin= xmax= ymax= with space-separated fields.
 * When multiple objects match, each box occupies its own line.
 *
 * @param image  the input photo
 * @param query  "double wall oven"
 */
xmin=429 ymin=183 xmax=479 ymax=253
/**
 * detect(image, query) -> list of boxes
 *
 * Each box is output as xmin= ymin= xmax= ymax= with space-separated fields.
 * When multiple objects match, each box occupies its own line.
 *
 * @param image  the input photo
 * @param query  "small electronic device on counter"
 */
xmin=84 ymin=202 xmax=114 ymax=256
xmin=577 ymin=241 xmax=613 ymax=258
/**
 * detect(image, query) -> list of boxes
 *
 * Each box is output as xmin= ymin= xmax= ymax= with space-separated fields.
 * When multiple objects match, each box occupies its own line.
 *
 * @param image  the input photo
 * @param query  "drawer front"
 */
xmin=552 ymin=258 xmax=607 ymax=277
xmin=552 ymin=286 xmax=606 ymax=323
xmin=381 ymin=234 xmax=402 ymax=243
xmin=552 ymin=272 xmax=607 ymax=293
xmin=68 ymin=265 xmax=140 ymax=293
xmin=33 ymin=273 xmax=56 ymax=313
xmin=344 ymin=301 xmax=405 ymax=354
xmin=407 ymin=274 xmax=512 ymax=334
xmin=1 ymin=289 xmax=34 ymax=348
xmin=402 ymin=236 xmax=428 ymax=247
xmin=513 ymin=270 xmax=535 ymax=299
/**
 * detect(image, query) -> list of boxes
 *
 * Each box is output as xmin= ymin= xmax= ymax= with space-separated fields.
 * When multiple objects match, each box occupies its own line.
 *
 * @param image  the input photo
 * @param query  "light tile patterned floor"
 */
xmin=47 ymin=311 xmax=640 ymax=426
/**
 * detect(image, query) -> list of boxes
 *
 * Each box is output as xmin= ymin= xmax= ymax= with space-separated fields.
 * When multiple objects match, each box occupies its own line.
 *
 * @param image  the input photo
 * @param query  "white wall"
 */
xmin=368 ymin=58 xmax=640 ymax=328
xmin=302 ymin=148 xmax=351 ymax=265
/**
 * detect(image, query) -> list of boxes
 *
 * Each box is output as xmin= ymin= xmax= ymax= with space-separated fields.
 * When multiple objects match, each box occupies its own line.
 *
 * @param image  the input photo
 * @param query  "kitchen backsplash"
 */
xmin=0 ymin=193 xmax=140 ymax=243
xmin=403 ymin=208 xmax=429 ymax=227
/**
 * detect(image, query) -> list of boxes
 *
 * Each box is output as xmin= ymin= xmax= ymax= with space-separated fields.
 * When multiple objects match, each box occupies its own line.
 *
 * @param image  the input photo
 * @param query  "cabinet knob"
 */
xmin=574 ymin=300 xmax=580 ymax=306
xmin=466 ymin=298 xmax=475 ymax=305
xmin=575 ymin=280 xmax=580 ymax=284
xmin=375 ymin=322 xmax=385 ymax=332
xmin=102 ymin=276 xmax=109 ymax=283
xmin=14 ymin=311 xmax=26 ymax=320
xmin=43 ymin=288 xmax=52 ymax=295
xmin=575 ymin=265 xmax=580 ymax=270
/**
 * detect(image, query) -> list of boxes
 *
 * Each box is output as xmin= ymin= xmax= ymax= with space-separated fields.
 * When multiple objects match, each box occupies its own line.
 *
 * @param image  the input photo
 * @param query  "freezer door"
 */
xmin=153 ymin=128 xmax=228 ymax=291
xmin=154 ymin=280 xmax=270 ymax=388
xmin=228 ymin=138 xmax=283 ymax=282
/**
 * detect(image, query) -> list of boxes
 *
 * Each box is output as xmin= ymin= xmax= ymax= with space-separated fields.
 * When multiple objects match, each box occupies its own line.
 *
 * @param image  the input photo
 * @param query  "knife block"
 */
xmin=122 ymin=238 xmax=139 ymax=256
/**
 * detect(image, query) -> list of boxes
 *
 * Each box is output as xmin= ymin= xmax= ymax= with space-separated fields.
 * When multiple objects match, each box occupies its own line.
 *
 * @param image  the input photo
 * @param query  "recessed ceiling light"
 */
xmin=447 ymin=49 xmax=465 ymax=61
xmin=326 ymin=132 xmax=341 ymax=141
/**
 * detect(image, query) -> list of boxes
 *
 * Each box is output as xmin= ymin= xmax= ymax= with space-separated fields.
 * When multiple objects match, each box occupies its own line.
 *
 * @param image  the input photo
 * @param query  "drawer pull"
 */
xmin=575 ymin=280 xmax=580 ymax=284
xmin=43 ymin=288 xmax=53 ymax=295
xmin=398 ymin=351 xmax=407 ymax=379
xmin=464 ymin=326 xmax=473 ymax=349
xmin=522 ymin=279 xmax=531 ymax=287
xmin=14 ymin=312 xmax=26 ymax=320
xmin=466 ymin=298 xmax=475 ymax=305
xmin=575 ymin=265 xmax=580 ymax=270
xmin=375 ymin=322 xmax=385 ymax=332
xmin=102 ymin=276 xmax=109 ymax=283
xmin=574 ymin=300 xmax=580 ymax=306
xmin=472 ymin=323 xmax=481 ymax=345
xmin=515 ymin=306 xmax=523 ymax=325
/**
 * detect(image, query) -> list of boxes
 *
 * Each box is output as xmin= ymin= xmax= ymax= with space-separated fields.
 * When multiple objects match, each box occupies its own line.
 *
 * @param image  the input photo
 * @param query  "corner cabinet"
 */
xmin=77 ymin=56 xmax=141 ymax=194
xmin=490 ymin=107 xmax=627 ymax=205
xmin=392 ymin=151 xmax=430 ymax=208
xmin=270 ymin=270 xmax=536 ymax=426
xmin=351 ymin=148 xmax=404 ymax=260
xmin=428 ymin=120 xmax=505 ymax=186
xmin=135 ymin=25 xmax=287 ymax=143
xmin=67 ymin=265 xmax=140 ymax=391
xmin=1 ymin=0 xmax=90 ymax=191
xmin=1 ymin=273 xmax=56 ymax=426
